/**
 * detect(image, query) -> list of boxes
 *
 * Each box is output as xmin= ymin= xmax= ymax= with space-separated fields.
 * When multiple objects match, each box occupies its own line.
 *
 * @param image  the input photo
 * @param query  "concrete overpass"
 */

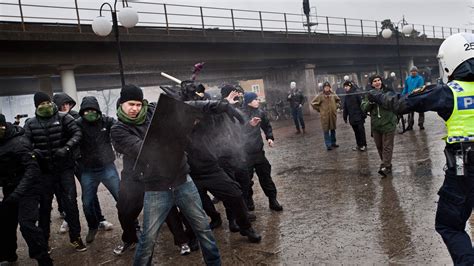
xmin=0 ymin=21 xmax=443 ymax=96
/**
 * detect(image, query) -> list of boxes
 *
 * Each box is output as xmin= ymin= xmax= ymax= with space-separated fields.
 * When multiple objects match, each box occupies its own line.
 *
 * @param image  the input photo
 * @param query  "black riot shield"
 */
xmin=134 ymin=94 xmax=203 ymax=179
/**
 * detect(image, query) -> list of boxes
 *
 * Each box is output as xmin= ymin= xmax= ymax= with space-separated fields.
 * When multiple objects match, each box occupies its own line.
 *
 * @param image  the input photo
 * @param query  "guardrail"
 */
xmin=0 ymin=1 xmax=472 ymax=38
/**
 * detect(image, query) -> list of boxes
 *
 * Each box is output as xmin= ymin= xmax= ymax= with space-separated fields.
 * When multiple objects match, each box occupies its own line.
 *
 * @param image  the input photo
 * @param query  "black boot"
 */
xmin=240 ymin=227 xmax=262 ymax=243
xmin=188 ymin=238 xmax=199 ymax=252
xmin=247 ymin=197 xmax=255 ymax=211
xmin=209 ymin=215 xmax=222 ymax=230
xmin=269 ymin=198 xmax=283 ymax=211
xmin=228 ymin=219 xmax=240 ymax=233
xmin=247 ymin=212 xmax=257 ymax=222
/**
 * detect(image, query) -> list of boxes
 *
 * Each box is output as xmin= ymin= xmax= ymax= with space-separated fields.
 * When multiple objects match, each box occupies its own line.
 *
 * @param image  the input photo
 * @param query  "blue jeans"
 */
xmin=80 ymin=163 xmax=120 ymax=230
xmin=291 ymin=107 xmax=305 ymax=130
xmin=133 ymin=176 xmax=221 ymax=266
xmin=323 ymin=130 xmax=336 ymax=148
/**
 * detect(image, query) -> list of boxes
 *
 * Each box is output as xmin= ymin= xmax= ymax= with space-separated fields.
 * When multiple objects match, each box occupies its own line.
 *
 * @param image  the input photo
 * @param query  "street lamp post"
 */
xmin=381 ymin=17 xmax=414 ymax=89
xmin=92 ymin=0 xmax=139 ymax=88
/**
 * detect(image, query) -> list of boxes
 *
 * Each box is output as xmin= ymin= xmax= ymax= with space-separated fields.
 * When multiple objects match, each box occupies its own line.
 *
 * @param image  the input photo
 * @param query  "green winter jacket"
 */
xmin=361 ymin=87 xmax=397 ymax=134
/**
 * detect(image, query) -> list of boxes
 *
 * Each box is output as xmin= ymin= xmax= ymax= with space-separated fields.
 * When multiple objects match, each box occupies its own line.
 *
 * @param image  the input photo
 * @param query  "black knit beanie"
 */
xmin=220 ymin=84 xmax=236 ymax=98
xmin=34 ymin=92 xmax=52 ymax=108
xmin=119 ymin=84 xmax=143 ymax=104
xmin=343 ymin=81 xmax=353 ymax=87
xmin=369 ymin=74 xmax=383 ymax=85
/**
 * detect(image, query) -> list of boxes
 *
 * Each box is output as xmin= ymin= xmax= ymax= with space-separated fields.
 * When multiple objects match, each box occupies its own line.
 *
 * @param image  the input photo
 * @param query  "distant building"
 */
xmin=239 ymin=79 xmax=266 ymax=102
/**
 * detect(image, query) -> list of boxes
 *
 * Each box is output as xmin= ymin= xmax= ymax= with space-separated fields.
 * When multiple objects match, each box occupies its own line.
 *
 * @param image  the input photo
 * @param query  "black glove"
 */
xmin=3 ymin=193 xmax=19 ymax=205
xmin=54 ymin=146 xmax=70 ymax=158
xmin=367 ymin=91 xmax=378 ymax=103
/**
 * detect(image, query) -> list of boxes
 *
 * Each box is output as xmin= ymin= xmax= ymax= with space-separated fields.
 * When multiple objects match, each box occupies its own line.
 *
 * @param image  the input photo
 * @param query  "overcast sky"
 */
xmin=164 ymin=0 xmax=473 ymax=29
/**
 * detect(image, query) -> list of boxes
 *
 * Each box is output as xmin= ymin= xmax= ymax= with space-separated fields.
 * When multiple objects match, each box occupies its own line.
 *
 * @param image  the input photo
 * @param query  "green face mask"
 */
xmin=36 ymin=104 xmax=54 ymax=118
xmin=0 ymin=126 xmax=6 ymax=139
xmin=83 ymin=112 xmax=100 ymax=122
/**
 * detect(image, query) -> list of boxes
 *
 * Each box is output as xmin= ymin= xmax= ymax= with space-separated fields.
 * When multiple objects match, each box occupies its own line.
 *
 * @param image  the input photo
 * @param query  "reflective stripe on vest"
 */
xmin=446 ymin=80 xmax=474 ymax=144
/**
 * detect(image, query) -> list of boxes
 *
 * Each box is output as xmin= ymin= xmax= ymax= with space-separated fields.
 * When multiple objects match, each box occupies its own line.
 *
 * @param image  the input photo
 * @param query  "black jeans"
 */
xmin=247 ymin=151 xmax=278 ymax=200
xmin=40 ymin=168 xmax=82 ymax=242
xmin=1 ymin=187 xmax=50 ymax=263
xmin=351 ymin=122 xmax=367 ymax=147
xmin=117 ymin=177 xmax=144 ymax=243
xmin=435 ymin=158 xmax=474 ymax=264
xmin=192 ymin=169 xmax=251 ymax=230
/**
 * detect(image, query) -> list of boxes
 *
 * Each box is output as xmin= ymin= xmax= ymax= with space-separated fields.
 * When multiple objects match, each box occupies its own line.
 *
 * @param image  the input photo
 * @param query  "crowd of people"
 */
xmin=0 ymin=32 xmax=473 ymax=265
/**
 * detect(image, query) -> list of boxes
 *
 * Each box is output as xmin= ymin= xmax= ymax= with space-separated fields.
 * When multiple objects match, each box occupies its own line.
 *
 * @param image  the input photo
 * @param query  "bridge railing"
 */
xmin=0 ymin=1 xmax=472 ymax=39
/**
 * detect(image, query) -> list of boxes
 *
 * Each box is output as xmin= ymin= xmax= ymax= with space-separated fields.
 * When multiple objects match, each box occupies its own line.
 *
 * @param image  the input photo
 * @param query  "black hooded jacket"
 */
xmin=0 ymin=124 xmax=40 ymax=199
xmin=24 ymin=107 xmax=82 ymax=172
xmin=53 ymin=92 xmax=80 ymax=119
xmin=76 ymin=96 xmax=116 ymax=169
xmin=343 ymin=85 xmax=366 ymax=125
xmin=240 ymin=105 xmax=274 ymax=155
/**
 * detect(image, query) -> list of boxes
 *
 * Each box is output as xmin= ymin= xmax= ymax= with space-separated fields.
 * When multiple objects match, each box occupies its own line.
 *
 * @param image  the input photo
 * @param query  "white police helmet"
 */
xmin=437 ymin=32 xmax=474 ymax=83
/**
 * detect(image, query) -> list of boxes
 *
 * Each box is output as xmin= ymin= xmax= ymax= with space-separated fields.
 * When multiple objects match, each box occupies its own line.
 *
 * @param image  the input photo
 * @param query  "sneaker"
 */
xmin=59 ymin=211 xmax=66 ymax=219
xmin=228 ymin=220 xmax=240 ymax=233
xmin=378 ymin=167 xmax=392 ymax=177
xmin=419 ymin=125 xmax=425 ymax=130
xmin=352 ymin=146 xmax=359 ymax=151
xmin=59 ymin=220 xmax=69 ymax=234
xmin=327 ymin=146 xmax=332 ymax=151
xmin=179 ymin=244 xmax=191 ymax=256
xmin=99 ymin=220 xmax=114 ymax=231
xmin=269 ymin=198 xmax=283 ymax=211
xmin=70 ymin=238 xmax=87 ymax=252
xmin=240 ymin=227 xmax=262 ymax=243
xmin=332 ymin=144 xmax=339 ymax=148
xmin=359 ymin=146 xmax=366 ymax=151
xmin=188 ymin=238 xmax=199 ymax=252
xmin=86 ymin=229 xmax=98 ymax=243
xmin=113 ymin=242 xmax=136 ymax=256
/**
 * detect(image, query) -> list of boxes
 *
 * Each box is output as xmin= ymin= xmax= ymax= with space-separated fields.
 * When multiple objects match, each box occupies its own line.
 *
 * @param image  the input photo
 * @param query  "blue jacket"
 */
xmin=402 ymin=74 xmax=424 ymax=95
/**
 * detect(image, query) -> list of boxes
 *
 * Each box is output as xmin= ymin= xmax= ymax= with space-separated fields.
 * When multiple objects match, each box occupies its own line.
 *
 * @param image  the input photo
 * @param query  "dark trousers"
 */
xmin=435 ymin=163 xmax=474 ymax=265
xmin=351 ymin=122 xmax=367 ymax=147
xmin=117 ymin=178 xmax=144 ymax=243
xmin=407 ymin=112 xmax=424 ymax=128
xmin=39 ymin=168 xmax=82 ymax=242
xmin=166 ymin=206 xmax=194 ymax=246
xmin=55 ymin=163 xmax=105 ymax=223
xmin=192 ymin=170 xmax=251 ymax=230
xmin=291 ymin=107 xmax=305 ymax=130
xmin=372 ymin=130 xmax=395 ymax=169
xmin=219 ymin=157 xmax=251 ymax=208
xmin=247 ymin=151 xmax=277 ymax=200
xmin=1 ymin=187 xmax=50 ymax=264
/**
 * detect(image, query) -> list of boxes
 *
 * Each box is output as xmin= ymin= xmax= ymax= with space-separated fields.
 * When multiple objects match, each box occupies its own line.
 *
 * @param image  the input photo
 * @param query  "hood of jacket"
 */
xmin=53 ymin=93 xmax=76 ymax=109
xmin=79 ymin=96 xmax=102 ymax=116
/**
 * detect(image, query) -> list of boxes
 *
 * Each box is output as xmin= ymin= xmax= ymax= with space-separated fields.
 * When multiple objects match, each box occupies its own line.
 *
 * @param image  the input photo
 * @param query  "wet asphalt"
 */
xmin=15 ymin=111 xmax=457 ymax=265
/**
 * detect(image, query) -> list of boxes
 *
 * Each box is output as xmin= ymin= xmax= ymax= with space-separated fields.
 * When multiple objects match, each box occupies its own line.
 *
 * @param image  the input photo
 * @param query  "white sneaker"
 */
xmin=99 ymin=220 xmax=114 ymax=231
xmin=179 ymin=243 xmax=191 ymax=256
xmin=59 ymin=220 xmax=69 ymax=234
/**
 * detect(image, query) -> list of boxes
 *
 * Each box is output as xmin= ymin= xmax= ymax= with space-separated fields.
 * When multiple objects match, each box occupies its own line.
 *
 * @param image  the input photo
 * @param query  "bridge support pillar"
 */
xmin=59 ymin=67 xmax=78 ymax=108
xmin=38 ymin=76 xmax=53 ymax=97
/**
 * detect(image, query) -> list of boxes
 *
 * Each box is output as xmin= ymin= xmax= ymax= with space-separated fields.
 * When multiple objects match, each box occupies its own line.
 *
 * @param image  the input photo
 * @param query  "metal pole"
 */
xmin=326 ymin=16 xmax=329 ymax=34
xmin=112 ymin=11 xmax=125 ymax=88
xmin=422 ymin=25 xmax=425 ymax=37
xmin=360 ymin=20 xmax=364 ymax=36
xmin=164 ymin=4 xmax=169 ymax=35
xmin=74 ymin=0 xmax=82 ymax=33
xmin=18 ymin=0 xmax=25 ymax=31
xmin=344 ymin=18 xmax=347 ymax=35
xmin=375 ymin=20 xmax=378 ymax=36
xmin=259 ymin=11 xmax=264 ymax=37
xmin=284 ymin=13 xmax=288 ymax=37
xmin=441 ymin=27 xmax=444 ymax=38
xmin=306 ymin=14 xmax=311 ymax=36
xmin=433 ymin=25 xmax=435 ymax=38
xmin=200 ymin=7 xmax=205 ymax=36
xmin=231 ymin=9 xmax=235 ymax=36
xmin=395 ymin=27 xmax=403 ymax=88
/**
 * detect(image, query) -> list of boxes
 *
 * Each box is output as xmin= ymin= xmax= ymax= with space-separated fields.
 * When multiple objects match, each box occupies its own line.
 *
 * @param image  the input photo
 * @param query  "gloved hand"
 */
xmin=367 ymin=91 xmax=378 ymax=103
xmin=3 ymin=193 xmax=19 ymax=205
xmin=54 ymin=146 xmax=70 ymax=158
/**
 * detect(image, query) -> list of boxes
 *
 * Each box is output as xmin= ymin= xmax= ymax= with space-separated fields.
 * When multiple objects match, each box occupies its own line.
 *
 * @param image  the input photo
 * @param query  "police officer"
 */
xmin=367 ymin=32 xmax=474 ymax=264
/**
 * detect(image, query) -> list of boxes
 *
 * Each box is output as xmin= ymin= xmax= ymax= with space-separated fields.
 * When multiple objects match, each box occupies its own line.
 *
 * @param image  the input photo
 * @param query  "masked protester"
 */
xmin=0 ymin=114 xmax=53 ymax=265
xmin=52 ymin=93 xmax=113 ymax=235
xmin=311 ymin=82 xmax=341 ymax=150
xmin=23 ymin=92 xmax=85 ymax=252
xmin=361 ymin=75 xmax=397 ymax=177
xmin=75 ymin=96 xmax=120 ymax=244
xmin=241 ymin=92 xmax=283 ymax=212
xmin=367 ymin=33 xmax=474 ymax=264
